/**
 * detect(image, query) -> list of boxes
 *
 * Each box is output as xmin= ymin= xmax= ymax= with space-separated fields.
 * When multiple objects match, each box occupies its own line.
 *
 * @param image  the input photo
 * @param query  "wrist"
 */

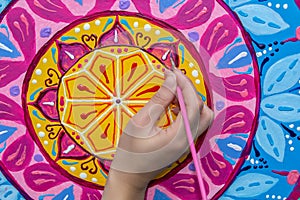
xmin=102 ymin=169 xmax=148 ymax=200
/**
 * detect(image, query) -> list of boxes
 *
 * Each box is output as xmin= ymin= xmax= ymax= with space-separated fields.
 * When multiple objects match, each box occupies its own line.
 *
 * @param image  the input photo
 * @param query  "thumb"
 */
xmin=132 ymin=69 xmax=177 ymax=127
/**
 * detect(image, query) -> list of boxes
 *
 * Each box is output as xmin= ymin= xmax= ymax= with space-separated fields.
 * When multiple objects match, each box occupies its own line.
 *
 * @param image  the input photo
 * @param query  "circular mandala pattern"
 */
xmin=0 ymin=1 xmax=260 ymax=199
xmin=24 ymin=13 xmax=208 ymax=188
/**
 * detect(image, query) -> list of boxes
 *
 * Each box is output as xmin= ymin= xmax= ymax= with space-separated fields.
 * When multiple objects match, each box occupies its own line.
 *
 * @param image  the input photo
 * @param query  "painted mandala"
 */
xmin=0 ymin=0 xmax=260 ymax=199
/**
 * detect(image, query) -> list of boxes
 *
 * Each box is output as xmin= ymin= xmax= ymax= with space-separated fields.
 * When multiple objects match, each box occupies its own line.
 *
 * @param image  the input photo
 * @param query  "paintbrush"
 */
xmin=170 ymin=57 xmax=207 ymax=200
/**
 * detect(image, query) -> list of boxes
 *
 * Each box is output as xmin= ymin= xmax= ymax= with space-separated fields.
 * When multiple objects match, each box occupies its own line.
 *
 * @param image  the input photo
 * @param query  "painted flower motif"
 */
xmin=216 ymin=134 xmax=247 ymax=164
xmin=132 ymin=0 xmax=215 ymax=29
xmin=22 ymin=13 xmax=206 ymax=194
xmin=24 ymin=0 xmax=116 ymax=22
xmin=2 ymin=133 xmax=34 ymax=172
xmin=160 ymin=173 xmax=209 ymax=199
xmin=200 ymin=151 xmax=233 ymax=185
xmin=0 ymin=7 xmax=36 ymax=87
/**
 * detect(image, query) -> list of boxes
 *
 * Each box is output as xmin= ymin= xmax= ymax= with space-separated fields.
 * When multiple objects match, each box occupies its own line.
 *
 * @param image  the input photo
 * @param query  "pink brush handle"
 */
xmin=176 ymin=86 xmax=207 ymax=200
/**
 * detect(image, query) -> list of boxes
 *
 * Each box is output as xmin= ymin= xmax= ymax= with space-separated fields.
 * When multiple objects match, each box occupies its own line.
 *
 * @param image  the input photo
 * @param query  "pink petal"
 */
xmin=210 ymin=73 xmax=256 ymax=101
xmin=2 ymin=133 xmax=34 ymax=172
xmin=0 ymin=61 xmax=27 ymax=88
xmin=200 ymin=15 xmax=238 ymax=55
xmin=166 ymin=0 xmax=215 ymax=29
xmin=81 ymin=187 xmax=102 ymax=200
xmin=57 ymin=131 xmax=89 ymax=159
xmin=6 ymin=7 xmax=36 ymax=62
xmin=160 ymin=173 xmax=209 ymax=199
xmin=87 ymin=0 xmax=116 ymax=15
xmin=23 ymin=163 xmax=67 ymax=192
xmin=56 ymin=41 xmax=89 ymax=73
xmin=200 ymin=151 xmax=232 ymax=185
xmin=0 ymin=92 xmax=24 ymax=123
xmin=25 ymin=0 xmax=76 ymax=23
xmin=147 ymin=42 xmax=179 ymax=69
xmin=34 ymin=87 xmax=59 ymax=121
xmin=209 ymin=105 xmax=254 ymax=135
xmin=98 ymin=18 xmax=135 ymax=47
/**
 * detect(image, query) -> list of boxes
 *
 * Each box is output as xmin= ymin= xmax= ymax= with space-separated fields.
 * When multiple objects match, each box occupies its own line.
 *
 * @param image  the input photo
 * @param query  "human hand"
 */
xmin=102 ymin=68 xmax=214 ymax=200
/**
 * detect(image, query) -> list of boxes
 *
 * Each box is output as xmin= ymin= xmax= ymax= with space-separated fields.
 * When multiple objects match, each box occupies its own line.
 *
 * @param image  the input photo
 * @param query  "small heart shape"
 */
xmin=136 ymin=32 xmax=151 ymax=48
xmin=82 ymin=34 xmax=98 ymax=49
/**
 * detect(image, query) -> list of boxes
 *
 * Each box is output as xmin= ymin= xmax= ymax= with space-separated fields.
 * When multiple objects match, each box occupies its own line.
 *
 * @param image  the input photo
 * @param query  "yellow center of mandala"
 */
xmin=58 ymin=46 xmax=171 ymax=160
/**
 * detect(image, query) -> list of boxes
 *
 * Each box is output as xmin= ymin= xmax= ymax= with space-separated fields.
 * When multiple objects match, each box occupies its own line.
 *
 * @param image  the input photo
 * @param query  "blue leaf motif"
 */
xmin=52 ymin=185 xmax=74 ymax=200
xmin=0 ymin=185 xmax=23 ymax=200
xmin=234 ymin=4 xmax=289 ymax=35
xmin=261 ymin=93 xmax=300 ymax=122
xmin=224 ymin=173 xmax=278 ymax=197
xmin=0 ymin=32 xmax=21 ymax=58
xmin=264 ymin=54 xmax=300 ymax=95
xmin=256 ymin=116 xmax=285 ymax=162
xmin=0 ymin=124 xmax=17 ymax=144
xmin=216 ymin=44 xmax=252 ymax=69
xmin=216 ymin=135 xmax=246 ymax=159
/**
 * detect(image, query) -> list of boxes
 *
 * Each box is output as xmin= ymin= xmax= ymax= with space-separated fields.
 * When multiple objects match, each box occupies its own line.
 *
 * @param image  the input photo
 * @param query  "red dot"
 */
xmin=117 ymin=48 xmax=122 ymax=53
xmin=111 ymin=154 xmax=115 ymax=157
xmin=76 ymin=135 xmax=80 ymax=140
xmin=110 ymin=48 xmax=114 ymax=52
xmin=72 ymin=68 xmax=76 ymax=72
xmin=80 ymin=141 xmax=84 ymax=145
xmin=152 ymin=60 xmax=156 ymax=63
xmin=78 ymin=64 xmax=82 ymax=68
xmin=124 ymin=48 xmax=128 ymax=52
xmin=72 ymin=132 xmax=75 ymax=135
xmin=156 ymin=65 xmax=161 ymax=69
xmin=60 ymin=108 xmax=64 ymax=111
xmin=84 ymin=59 xmax=88 ymax=62
xmin=162 ymin=68 xmax=165 ymax=72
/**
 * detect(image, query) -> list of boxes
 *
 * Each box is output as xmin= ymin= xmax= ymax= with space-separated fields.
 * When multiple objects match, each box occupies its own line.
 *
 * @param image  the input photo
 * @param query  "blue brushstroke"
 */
xmin=179 ymin=44 xmax=184 ymax=64
xmin=74 ymin=0 xmax=83 ymax=5
xmin=0 ymin=142 xmax=7 ymax=153
xmin=120 ymin=19 xmax=134 ymax=34
xmin=0 ymin=32 xmax=21 ymax=58
xmin=233 ymin=66 xmax=253 ymax=74
xmin=235 ymin=133 xmax=249 ymax=138
xmin=52 ymin=140 xmax=57 ymax=156
xmin=51 ymin=47 xmax=57 ymax=64
xmin=30 ymin=87 xmax=43 ymax=101
xmin=102 ymin=18 xmax=113 ymax=32
xmin=52 ymin=185 xmax=74 ymax=200
xmin=62 ymin=160 xmax=79 ymax=165
xmin=158 ymin=0 xmax=178 ymax=13
xmin=60 ymin=36 xmax=78 ymax=41
xmin=217 ymin=135 xmax=246 ymax=159
xmin=154 ymin=189 xmax=172 ymax=200
xmin=0 ymin=124 xmax=17 ymax=144
xmin=197 ymin=92 xmax=206 ymax=102
xmin=216 ymin=45 xmax=252 ymax=69
xmin=0 ymin=24 xmax=10 ymax=39
xmin=38 ymin=194 xmax=55 ymax=200
xmin=32 ymin=110 xmax=46 ymax=121
xmin=173 ymin=0 xmax=186 ymax=8
xmin=225 ymin=38 xmax=243 ymax=54
xmin=223 ymin=153 xmax=236 ymax=165
xmin=100 ymin=169 xmax=108 ymax=178
xmin=158 ymin=37 xmax=174 ymax=42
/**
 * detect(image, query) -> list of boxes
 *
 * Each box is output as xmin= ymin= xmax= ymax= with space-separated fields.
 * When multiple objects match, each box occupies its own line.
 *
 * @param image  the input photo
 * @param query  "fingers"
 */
xmin=132 ymin=70 xmax=177 ymax=127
